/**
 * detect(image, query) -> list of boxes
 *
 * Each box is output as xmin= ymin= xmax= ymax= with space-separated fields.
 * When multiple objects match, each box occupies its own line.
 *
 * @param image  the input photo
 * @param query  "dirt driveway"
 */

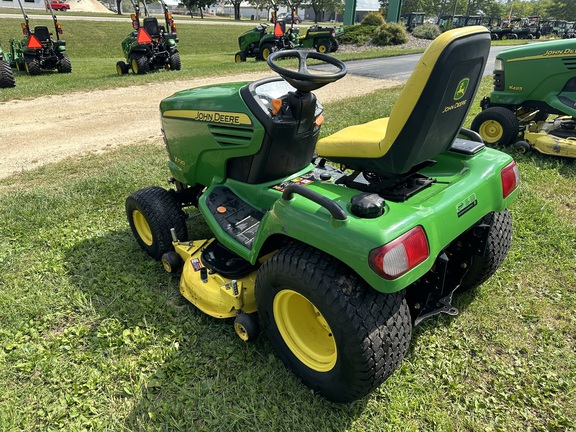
xmin=0 ymin=72 xmax=401 ymax=180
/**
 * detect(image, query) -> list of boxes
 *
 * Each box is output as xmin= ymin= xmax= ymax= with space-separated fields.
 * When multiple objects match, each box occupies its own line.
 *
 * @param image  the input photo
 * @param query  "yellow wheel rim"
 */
xmin=132 ymin=210 xmax=153 ymax=246
xmin=318 ymin=44 xmax=327 ymax=53
xmin=234 ymin=322 xmax=250 ymax=341
xmin=131 ymin=58 xmax=138 ymax=74
xmin=273 ymin=289 xmax=337 ymax=372
xmin=262 ymin=48 xmax=271 ymax=60
xmin=479 ymin=120 xmax=503 ymax=143
xmin=116 ymin=64 xmax=123 ymax=75
xmin=235 ymin=54 xmax=241 ymax=63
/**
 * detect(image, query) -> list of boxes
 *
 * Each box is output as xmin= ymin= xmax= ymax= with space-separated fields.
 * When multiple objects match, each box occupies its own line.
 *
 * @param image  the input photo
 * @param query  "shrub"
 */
xmin=361 ymin=12 xmax=385 ymax=27
xmin=340 ymin=24 xmax=377 ymax=45
xmin=372 ymin=23 xmax=408 ymax=46
xmin=412 ymin=23 xmax=442 ymax=40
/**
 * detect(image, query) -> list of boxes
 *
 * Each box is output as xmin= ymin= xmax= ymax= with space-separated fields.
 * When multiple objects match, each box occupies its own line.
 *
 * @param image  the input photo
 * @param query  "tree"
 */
xmin=303 ymin=0 xmax=343 ymax=22
xmin=179 ymin=0 xmax=212 ymax=18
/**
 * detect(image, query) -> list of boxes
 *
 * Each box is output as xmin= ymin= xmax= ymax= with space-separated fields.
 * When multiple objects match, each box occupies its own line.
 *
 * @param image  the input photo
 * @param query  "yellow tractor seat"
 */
xmin=317 ymin=26 xmax=491 ymax=175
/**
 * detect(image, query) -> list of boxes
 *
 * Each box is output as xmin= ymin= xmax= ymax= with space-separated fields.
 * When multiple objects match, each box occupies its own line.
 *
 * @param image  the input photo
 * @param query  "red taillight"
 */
xmin=501 ymin=160 xmax=520 ymax=198
xmin=27 ymin=35 xmax=42 ymax=49
xmin=369 ymin=226 xmax=430 ymax=280
xmin=136 ymin=28 xmax=152 ymax=44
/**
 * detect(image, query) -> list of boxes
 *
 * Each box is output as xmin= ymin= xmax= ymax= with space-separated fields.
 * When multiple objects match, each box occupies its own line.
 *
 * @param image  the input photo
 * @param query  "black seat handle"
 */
xmin=282 ymin=184 xmax=347 ymax=221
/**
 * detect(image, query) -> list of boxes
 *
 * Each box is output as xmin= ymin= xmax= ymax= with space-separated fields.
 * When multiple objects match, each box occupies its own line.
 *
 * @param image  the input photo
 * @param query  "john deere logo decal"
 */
xmin=454 ymin=78 xmax=470 ymax=100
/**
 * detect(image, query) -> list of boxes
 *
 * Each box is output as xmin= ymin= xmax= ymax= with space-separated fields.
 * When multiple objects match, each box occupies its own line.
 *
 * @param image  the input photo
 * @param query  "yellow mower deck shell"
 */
xmin=174 ymin=239 xmax=258 ymax=318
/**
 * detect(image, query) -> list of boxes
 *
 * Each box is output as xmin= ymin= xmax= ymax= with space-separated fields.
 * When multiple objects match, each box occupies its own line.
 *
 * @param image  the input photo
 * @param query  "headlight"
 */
xmin=494 ymin=58 xmax=504 ymax=72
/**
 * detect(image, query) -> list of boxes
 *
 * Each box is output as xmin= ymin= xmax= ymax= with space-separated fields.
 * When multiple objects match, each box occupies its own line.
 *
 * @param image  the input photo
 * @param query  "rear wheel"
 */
xmin=255 ymin=243 xmax=412 ymax=403
xmin=24 ymin=57 xmax=41 ymax=75
xmin=130 ymin=53 xmax=150 ymax=75
xmin=260 ymin=43 xmax=276 ymax=61
xmin=168 ymin=52 xmax=181 ymax=70
xmin=57 ymin=54 xmax=72 ymax=73
xmin=459 ymin=210 xmax=513 ymax=292
xmin=0 ymin=60 xmax=15 ymax=88
xmin=316 ymin=42 xmax=329 ymax=53
xmin=329 ymin=38 xmax=339 ymax=53
xmin=125 ymin=186 xmax=188 ymax=260
xmin=471 ymin=106 xmax=519 ymax=146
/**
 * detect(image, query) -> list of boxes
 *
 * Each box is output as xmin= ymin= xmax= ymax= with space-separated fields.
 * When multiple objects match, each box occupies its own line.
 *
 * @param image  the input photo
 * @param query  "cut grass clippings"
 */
xmin=0 ymin=76 xmax=575 ymax=430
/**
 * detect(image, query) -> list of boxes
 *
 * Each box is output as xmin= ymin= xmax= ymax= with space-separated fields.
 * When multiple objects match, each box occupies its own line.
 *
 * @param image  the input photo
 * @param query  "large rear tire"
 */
xmin=259 ymin=43 xmax=276 ymax=61
xmin=255 ymin=243 xmax=412 ymax=403
xmin=0 ymin=60 xmax=15 ymax=88
xmin=125 ymin=187 xmax=188 ymax=260
xmin=24 ymin=57 xmax=41 ymax=75
xmin=168 ymin=52 xmax=181 ymax=71
xmin=459 ymin=210 xmax=513 ymax=292
xmin=130 ymin=53 xmax=150 ymax=75
xmin=57 ymin=54 xmax=72 ymax=73
xmin=471 ymin=106 xmax=519 ymax=147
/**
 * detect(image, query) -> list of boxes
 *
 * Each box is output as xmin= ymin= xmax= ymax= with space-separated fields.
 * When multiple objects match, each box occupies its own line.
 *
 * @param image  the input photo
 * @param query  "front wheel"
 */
xmin=116 ymin=60 xmax=129 ymax=76
xmin=125 ymin=187 xmax=188 ymax=260
xmin=471 ymin=106 xmax=519 ymax=147
xmin=0 ymin=60 xmax=16 ymax=88
xmin=234 ymin=51 xmax=247 ymax=63
xmin=255 ymin=243 xmax=412 ymax=403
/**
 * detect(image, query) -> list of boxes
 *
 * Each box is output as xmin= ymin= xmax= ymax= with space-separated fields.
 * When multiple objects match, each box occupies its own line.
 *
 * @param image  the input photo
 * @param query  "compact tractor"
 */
xmin=116 ymin=0 xmax=180 ymax=75
xmin=0 ymin=43 xmax=16 ymax=88
xmin=472 ymin=38 xmax=576 ymax=158
xmin=127 ymin=27 xmax=519 ymax=402
xmin=9 ymin=0 xmax=71 ymax=75
xmin=235 ymin=19 xmax=341 ymax=62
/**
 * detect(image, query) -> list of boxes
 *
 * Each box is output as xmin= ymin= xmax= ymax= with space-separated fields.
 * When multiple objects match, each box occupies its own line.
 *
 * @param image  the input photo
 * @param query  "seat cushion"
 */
xmin=316 ymin=117 xmax=390 ymax=158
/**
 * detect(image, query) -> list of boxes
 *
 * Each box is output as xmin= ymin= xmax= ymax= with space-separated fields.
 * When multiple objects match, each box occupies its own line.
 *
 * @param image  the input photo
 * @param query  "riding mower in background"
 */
xmin=127 ymin=26 xmax=519 ymax=402
xmin=471 ymin=38 xmax=576 ymax=158
xmin=9 ymin=0 xmax=71 ymax=75
xmin=0 ymin=43 xmax=16 ymax=88
xmin=116 ymin=0 xmax=180 ymax=75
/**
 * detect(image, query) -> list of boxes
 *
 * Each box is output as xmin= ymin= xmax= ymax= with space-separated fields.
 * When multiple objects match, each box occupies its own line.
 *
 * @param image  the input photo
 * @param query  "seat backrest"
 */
xmin=143 ymin=17 xmax=160 ymax=38
xmin=331 ymin=26 xmax=491 ymax=175
xmin=34 ymin=26 xmax=51 ymax=43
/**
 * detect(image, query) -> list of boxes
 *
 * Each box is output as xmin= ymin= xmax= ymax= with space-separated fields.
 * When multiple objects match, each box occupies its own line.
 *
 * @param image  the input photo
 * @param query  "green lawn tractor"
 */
xmin=9 ymin=0 xmax=71 ymax=75
xmin=471 ymin=38 xmax=576 ymax=158
xmin=126 ymin=26 xmax=519 ymax=402
xmin=0 ymin=43 xmax=16 ymax=88
xmin=116 ymin=0 xmax=180 ymax=75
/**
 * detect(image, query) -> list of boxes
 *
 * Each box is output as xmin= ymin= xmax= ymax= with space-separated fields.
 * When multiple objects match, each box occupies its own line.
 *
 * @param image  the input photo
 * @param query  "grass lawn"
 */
xmin=0 ymin=15 xmax=425 ymax=102
xmin=0 ymin=75 xmax=575 ymax=430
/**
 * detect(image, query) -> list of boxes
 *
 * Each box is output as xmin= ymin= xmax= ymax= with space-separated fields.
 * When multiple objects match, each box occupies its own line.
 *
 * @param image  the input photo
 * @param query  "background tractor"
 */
xmin=116 ymin=0 xmax=180 ymax=75
xmin=127 ymin=27 xmax=519 ymax=402
xmin=471 ymin=38 xmax=576 ymax=158
xmin=9 ymin=0 xmax=71 ymax=75
xmin=0 ymin=43 xmax=16 ymax=88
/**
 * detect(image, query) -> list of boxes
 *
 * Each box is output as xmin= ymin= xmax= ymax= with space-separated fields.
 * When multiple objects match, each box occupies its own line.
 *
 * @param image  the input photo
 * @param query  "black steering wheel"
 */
xmin=267 ymin=50 xmax=347 ymax=93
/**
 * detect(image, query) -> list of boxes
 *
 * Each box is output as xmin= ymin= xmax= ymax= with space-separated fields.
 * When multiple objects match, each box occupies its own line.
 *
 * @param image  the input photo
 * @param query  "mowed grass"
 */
xmin=0 ymin=75 xmax=575 ymax=430
xmin=0 ymin=15 xmax=425 ymax=102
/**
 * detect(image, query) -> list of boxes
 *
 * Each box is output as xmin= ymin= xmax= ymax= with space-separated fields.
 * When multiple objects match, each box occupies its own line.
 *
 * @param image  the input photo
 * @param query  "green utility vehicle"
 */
xmin=127 ymin=27 xmax=519 ymax=402
xmin=472 ymin=38 xmax=576 ymax=158
xmin=9 ymin=0 xmax=71 ymax=75
xmin=0 ymin=43 xmax=16 ymax=88
xmin=116 ymin=0 xmax=180 ymax=75
xmin=234 ymin=21 xmax=342 ymax=62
